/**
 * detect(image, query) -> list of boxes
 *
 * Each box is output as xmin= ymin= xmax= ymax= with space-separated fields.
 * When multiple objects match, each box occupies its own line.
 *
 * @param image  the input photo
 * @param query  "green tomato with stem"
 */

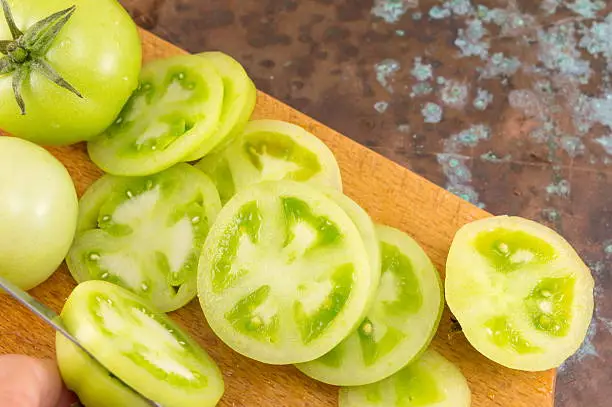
xmin=0 ymin=0 xmax=142 ymax=146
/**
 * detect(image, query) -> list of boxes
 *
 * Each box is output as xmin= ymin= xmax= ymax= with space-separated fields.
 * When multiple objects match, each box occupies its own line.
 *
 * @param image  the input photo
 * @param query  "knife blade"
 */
xmin=0 ymin=275 xmax=162 ymax=407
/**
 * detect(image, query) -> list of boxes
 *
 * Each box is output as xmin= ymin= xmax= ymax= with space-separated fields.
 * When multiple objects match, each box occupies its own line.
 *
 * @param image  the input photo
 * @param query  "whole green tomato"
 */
xmin=0 ymin=136 xmax=78 ymax=290
xmin=0 ymin=0 xmax=142 ymax=146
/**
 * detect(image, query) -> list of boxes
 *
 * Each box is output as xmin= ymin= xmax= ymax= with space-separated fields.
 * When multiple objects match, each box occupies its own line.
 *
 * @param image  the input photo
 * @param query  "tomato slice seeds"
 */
xmin=445 ymin=215 xmax=595 ymax=371
xmin=195 ymin=119 xmax=342 ymax=204
xmin=66 ymin=163 xmax=221 ymax=312
xmin=296 ymin=225 xmax=443 ymax=386
xmin=57 ymin=280 xmax=224 ymax=406
xmin=197 ymin=180 xmax=373 ymax=364
xmin=88 ymin=55 xmax=225 ymax=176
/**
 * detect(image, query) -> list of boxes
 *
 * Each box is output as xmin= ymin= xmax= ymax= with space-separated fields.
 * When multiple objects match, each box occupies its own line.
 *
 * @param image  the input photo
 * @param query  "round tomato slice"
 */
xmin=197 ymin=180 xmax=373 ymax=364
xmin=66 ymin=163 xmax=221 ymax=312
xmin=56 ymin=280 xmax=225 ymax=407
xmin=87 ymin=55 xmax=224 ymax=176
xmin=195 ymin=119 xmax=342 ymax=204
xmin=445 ymin=215 xmax=595 ymax=371
xmin=339 ymin=349 xmax=471 ymax=407
xmin=183 ymin=52 xmax=257 ymax=161
xmin=296 ymin=225 xmax=443 ymax=385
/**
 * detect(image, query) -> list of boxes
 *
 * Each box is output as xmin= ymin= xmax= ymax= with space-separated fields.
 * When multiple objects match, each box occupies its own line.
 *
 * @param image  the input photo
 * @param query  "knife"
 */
xmin=0 ymin=275 xmax=162 ymax=407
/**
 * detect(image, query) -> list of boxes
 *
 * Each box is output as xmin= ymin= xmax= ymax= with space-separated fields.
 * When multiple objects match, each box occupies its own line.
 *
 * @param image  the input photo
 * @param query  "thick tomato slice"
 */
xmin=66 ymin=163 xmax=221 ymax=312
xmin=195 ymin=119 xmax=342 ymax=204
xmin=197 ymin=181 xmax=373 ymax=364
xmin=183 ymin=51 xmax=257 ymax=161
xmin=296 ymin=225 xmax=443 ymax=385
xmin=339 ymin=349 xmax=471 ymax=407
xmin=56 ymin=280 xmax=224 ymax=407
xmin=87 ymin=55 xmax=224 ymax=176
xmin=445 ymin=215 xmax=595 ymax=371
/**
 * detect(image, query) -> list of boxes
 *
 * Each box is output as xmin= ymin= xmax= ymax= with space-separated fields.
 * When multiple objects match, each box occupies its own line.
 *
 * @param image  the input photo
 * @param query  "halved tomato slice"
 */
xmin=445 ymin=215 xmax=595 ymax=371
xmin=183 ymin=51 xmax=257 ymax=161
xmin=195 ymin=119 xmax=342 ymax=203
xmin=197 ymin=181 xmax=372 ymax=364
xmin=66 ymin=163 xmax=221 ymax=312
xmin=88 ymin=55 xmax=224 ymax=176
xmin=296 ymin=225 xmax=443 ymax=385
xmin=339 ymin=349 xmax=471 ymax=407
xmin=56 ymin=280 xmax=224 ymax=407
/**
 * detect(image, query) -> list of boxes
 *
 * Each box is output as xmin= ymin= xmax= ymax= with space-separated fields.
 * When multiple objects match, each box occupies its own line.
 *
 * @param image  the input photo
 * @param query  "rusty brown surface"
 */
xmin=120 ymin=1 xmax=611 ymax=406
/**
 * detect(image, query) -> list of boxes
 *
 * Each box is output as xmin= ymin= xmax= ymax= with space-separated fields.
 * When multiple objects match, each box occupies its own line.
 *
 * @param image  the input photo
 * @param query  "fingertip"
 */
xmin=0 ymin=355 xmax=64 ymax=407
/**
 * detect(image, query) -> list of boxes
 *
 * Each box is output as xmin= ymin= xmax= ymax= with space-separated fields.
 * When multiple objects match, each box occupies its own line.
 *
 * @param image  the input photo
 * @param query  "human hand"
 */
xmin=0 ymin=354 xmax=77 ymax=407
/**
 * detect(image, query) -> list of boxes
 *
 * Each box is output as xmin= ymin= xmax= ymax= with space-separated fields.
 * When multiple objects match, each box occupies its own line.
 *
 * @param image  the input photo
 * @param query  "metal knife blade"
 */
xmin=0 ymin=275 xmax=162 ymax=407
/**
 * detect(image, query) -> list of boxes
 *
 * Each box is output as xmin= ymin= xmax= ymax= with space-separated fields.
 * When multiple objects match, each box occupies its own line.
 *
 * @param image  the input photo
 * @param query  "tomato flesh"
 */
xmin=197 ymin=181 xmax=372 ymax=364
xmin=88 ymin=55 xmax=224 ymax=176
xmin=183 ymin=52 xmax=257 ymax=161
xmin=296 ymin=225 xmax=443 ymax=386
xmin=56 ymin=280 xmax=224 ymax=406
xmin=339 ymin=349 xmax=471 ymax=407
xmin=445 ymin=215 xmax=595 ymax=371
xmin=195 ymin=119 xmax=342 ymax=203
xmin=66 ymin=163 xmax=221 ymax=312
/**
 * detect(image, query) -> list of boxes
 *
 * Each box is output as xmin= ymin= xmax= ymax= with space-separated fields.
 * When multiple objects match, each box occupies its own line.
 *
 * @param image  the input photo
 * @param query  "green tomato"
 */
xmin=65 ymin=163 xmax=222 ymax=312
xmin=445 ymin=215 xmax=595 ymax=371
xmin=0 ymin=136 xmax=78 ymax=290
xmin=0 ymin=0 xmax=142 ymax=146
xmin=183 ymin=51 xmax=257 ymax=161
xmin=195 ymin=119 xmax=343 ymax=204
xmin=339 ymin=349 xmax=471 ymax=407
xmin=197 ymin=180 xmax=373 ymax=364
xmin=88 ymin=55 xmax=225 ymax=176
xmin=296 ymin=224 xmax=443 ymax=386
xmin=56 ymin=280 xmax=225 ymax=407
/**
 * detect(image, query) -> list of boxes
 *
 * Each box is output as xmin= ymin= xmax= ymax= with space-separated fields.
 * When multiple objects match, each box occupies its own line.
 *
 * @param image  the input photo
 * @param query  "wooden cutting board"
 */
xmin=0 ymin=29 xmax=555 ymax=406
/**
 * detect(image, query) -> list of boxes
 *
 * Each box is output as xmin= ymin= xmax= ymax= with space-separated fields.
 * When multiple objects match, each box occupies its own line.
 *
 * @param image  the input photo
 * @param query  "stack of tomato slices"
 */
xmin=0 ymin=1 xmax=596 ymax=406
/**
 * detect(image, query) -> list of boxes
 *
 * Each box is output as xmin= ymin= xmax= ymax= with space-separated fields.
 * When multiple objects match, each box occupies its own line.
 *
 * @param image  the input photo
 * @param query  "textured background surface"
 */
xmin=119 ymin=0 xmax=612 ymax=405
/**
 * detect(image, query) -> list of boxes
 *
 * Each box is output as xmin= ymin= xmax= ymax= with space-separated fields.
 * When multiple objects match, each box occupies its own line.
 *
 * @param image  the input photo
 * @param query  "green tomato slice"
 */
xmin=339 ymin=349 xmax=471 ymax=407
xmin=296 ymin=224 xmax=443 ymax=386
xmin=183 ymin=52 xmax=257 ymax=161
xmin=445 ymin=215 xmax=595 ymax=371
xmin=66 ymin=163 xmax=221 ymax=312
xmin=88 ymin=55 xmax=224 ymax=176
xmin=195 ymin=119 xmax=343 ymax=204
xmin=197 ymin=180 xmax=373 ymax=364
xmin=56 ymin=280 xmax=224 ymax=406
xmin=323 ymin=189 xmax=382 ymax=310
xmin=56 ymin=335 xmax=151 ymax=407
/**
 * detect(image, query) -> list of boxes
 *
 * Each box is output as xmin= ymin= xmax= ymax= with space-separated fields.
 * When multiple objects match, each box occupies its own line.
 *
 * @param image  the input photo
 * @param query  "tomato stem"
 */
xmin=32 ymin=59 xmax=83 ymax=98
xmin=0 ymin=0 xmax=23 ymax=40
xmin=11 ymin=65 xmax=27 ymax=115
xmin=0 ymin=2 xmax=81 ymax=115
xmin=0 ymin=56 xmax=14 ymax=74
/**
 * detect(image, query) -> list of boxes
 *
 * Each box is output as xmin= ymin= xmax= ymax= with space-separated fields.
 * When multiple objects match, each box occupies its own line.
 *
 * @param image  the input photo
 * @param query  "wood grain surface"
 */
xmin=0 ymin=29 xmax=555 ymax=406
